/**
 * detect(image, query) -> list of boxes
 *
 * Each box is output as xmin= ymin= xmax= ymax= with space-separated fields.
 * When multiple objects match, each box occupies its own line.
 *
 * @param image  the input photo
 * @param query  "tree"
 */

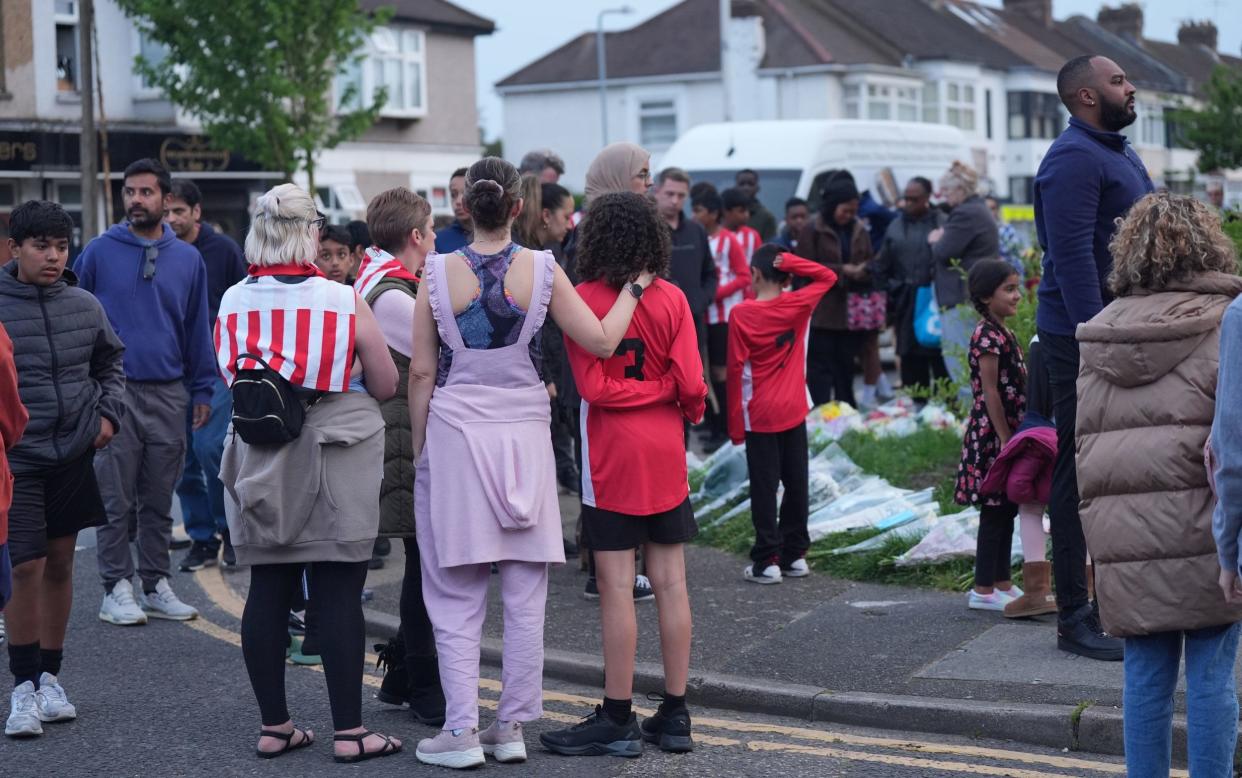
xmin=1173 ymin=64 xmax=1242 ymax=173
xmin=116 ymin=0 xmax=390 ymax=192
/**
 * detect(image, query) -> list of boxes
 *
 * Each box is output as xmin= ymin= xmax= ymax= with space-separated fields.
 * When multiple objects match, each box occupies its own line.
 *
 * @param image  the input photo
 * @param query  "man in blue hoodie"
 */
xmin=1034 ymin=56 xmax=1153 ymax=662
xmin=75 ymin=158 xmax=214 ymax=626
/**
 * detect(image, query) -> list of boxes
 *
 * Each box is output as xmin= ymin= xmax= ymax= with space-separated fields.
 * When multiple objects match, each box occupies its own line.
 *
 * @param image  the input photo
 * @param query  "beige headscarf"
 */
xmin=584 ymin=142 xmax=650 ymax=203
xmin=939 ymin=160 xmax=980 ymax=197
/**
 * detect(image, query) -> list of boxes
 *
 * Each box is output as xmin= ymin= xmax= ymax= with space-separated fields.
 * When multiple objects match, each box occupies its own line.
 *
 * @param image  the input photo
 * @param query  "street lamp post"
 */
xmin=597 ymin=6 xmax=633 ymax=147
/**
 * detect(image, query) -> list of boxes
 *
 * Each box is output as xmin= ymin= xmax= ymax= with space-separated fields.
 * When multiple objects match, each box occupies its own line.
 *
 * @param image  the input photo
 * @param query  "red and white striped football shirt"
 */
xmin=707 ymin=230 xmax=752 ymax=326
xmin=732 ymin=224 xmax=761 ymax=262
xmin=214 ymin=275 xmax=357 ymax=392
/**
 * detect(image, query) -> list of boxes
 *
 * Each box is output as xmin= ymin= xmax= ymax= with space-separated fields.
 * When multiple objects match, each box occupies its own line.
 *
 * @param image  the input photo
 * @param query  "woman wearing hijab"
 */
xmin=794 ymin=172 xmax=873 ymax=408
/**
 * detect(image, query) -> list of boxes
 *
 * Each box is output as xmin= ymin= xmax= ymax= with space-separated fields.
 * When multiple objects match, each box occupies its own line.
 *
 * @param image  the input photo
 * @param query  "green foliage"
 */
xmin=1171 ymin=65 xmax=1242 ymax=173
xmin=1224 ymin=214 xmax=1242 ymax=259
xmin=116 ymin=0 xmax=391 ymax=189
xmin=836 ymin=428 xmax=962 ymax=514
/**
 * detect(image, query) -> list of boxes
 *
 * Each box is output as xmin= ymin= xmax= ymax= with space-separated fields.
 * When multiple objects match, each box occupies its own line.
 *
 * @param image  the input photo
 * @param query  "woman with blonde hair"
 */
xmin=215 ymin=183 xmax=402 ymax=763
xmin=1077 ymin=191 xmax=1242 ymax=776
xmin=928 ymin=160 xmax=1000 ymax=389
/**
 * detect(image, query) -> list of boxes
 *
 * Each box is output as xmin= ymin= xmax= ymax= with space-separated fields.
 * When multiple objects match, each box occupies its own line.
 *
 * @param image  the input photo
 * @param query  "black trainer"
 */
xmin=540 ymin=706 xmax=642 ymax=757
xmin=583 ymin=577 xmax=600 ymax=600
xmin=407 ymin=658 xmax=447 ymax=727
xmin=640 ymin=700 xmax=694 ymax=753
xmin=221 ymin=531 xmax=237 ymax=568
xmin=178 ymin=541 xmax=219 ymax=572
xmin=374 ymin=637 xmax=409 ymax=706
xmin=1057 ymin=603 xmax=1123 ymax=661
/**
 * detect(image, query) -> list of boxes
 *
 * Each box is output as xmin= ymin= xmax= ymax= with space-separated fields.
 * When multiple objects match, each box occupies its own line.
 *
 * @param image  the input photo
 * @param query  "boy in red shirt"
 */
xmin=0 ymin=323 xmax=28 ymax=615
xmin=727 ymin=246 xmax=837 ymax=584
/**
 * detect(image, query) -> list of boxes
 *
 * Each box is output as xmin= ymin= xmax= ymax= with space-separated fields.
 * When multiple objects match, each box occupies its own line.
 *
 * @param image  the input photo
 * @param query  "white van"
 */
xmin=656 ymin=120 xmax=969 ymax=217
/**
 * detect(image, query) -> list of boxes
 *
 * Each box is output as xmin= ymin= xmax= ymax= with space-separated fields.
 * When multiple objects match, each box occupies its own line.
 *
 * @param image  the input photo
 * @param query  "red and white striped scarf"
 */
xmin=214 ymin=274 xmax=357 ymax=392
xmin=354 ymin=246 xmax=419 ymax=301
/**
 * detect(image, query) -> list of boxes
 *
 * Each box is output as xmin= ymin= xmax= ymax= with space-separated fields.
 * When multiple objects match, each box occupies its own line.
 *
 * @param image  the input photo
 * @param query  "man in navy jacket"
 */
xmin=1034 ymin=55 xmax=1152 ymax=662
xmin=76 ymin=158 xmax=213 ymax=626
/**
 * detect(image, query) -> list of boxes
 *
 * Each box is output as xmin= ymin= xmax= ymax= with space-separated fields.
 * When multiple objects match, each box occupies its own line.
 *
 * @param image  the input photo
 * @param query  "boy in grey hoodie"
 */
xmin=0 ymin=200 xmax=125 ymax=738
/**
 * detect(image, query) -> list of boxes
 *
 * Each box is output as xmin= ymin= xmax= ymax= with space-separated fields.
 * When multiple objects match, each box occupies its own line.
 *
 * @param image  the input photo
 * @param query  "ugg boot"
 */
xmin=1004 ymin=561 xmax=1057 ymax=618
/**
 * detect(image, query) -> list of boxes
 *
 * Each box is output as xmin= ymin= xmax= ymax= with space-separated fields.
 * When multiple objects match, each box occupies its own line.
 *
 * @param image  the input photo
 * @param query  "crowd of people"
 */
xmin=0 ymin=50 xmax=1240 ymax=775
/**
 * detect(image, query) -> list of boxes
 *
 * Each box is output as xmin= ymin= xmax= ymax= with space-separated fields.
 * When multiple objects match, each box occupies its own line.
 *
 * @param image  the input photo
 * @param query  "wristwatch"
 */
xmin=627 ymin=282 xmax=644 ymax=300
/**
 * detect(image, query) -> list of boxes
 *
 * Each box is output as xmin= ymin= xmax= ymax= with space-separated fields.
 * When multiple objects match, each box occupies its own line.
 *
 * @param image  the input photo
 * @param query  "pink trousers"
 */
xmin=419 ymin=555 xmax=548 ymax=730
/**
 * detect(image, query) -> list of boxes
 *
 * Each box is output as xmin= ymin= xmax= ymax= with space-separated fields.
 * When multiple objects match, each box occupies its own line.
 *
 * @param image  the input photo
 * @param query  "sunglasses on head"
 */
xmin=142 ymin=244 xmax=159 ymax=280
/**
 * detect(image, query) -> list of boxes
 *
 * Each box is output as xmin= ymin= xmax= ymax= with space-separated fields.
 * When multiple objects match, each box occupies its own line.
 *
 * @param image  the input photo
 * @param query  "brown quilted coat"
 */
xmin=1076 ymin=271 xmax=1242 ymax=637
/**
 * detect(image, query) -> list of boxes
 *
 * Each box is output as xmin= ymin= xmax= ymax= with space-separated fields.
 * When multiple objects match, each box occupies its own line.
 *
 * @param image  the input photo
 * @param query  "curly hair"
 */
xmin=576 ymin=192 xmax=671 ymax=287
xmin=1108 ymin=191 xmax=1239 ymax=297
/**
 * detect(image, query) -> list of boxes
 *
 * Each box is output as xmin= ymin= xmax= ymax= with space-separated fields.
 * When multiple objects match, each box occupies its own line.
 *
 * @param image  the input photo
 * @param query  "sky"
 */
xmin=451 ymin=0 xmax=1242 ymax=143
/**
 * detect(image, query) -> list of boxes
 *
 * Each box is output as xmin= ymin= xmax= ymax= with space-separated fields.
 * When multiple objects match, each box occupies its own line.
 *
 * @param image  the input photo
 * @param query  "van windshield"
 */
xmin=685 ymin=169 xmax=801 ymax=225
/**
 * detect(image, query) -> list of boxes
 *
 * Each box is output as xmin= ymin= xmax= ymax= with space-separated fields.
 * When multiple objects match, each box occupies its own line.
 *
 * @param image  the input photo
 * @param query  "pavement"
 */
xmin=0 ymin=530 xmax=1144 ymax=777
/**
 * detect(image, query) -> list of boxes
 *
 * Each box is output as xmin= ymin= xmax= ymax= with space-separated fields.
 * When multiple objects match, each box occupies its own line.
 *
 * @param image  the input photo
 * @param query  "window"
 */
xmin=134 ymin=30 xmax=170 ymax=96
xmin=55 ymin=2 xmax=79 ymax=93
xmin=1007 ymin=92 xmax=1062 ymax=140
xmin=1126 ymin=101 xmax=1167 ymax=148
xmin=985 ymin=89 xmax=993 ymax=139
xmin=431 ymin=186 xmax=448 ymax=209
xmin=922 ymin=82 xmax=940 ymax=123
xmin=336 ymin=26 xmax=427 ymax=119
xmin=1009 ymin=176 xmax=1034 ymax=205
xmin=945 ymin=82 xmax=976 ymax=131
xmin=896 ymin=86 xmax=919 ymax=122
xmin=844 ymin=80 xmax=922 ymax=122
xmin=638 ymin=99 xmax=678 ymax=149
xmin=844 ymin=84 xmax=861 ymax=119
xmin=315 ymin=185 xmax=366 ymax=223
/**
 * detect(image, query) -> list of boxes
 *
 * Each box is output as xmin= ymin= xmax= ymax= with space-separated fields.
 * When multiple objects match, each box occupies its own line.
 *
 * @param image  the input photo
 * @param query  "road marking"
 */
xmin=191 ymin=568 xmax=1142 ymax=775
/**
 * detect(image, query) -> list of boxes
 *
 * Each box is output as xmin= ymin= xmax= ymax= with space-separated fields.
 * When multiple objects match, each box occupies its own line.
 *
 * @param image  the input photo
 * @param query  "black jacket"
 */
xmin=666 ymin=213 xmax=717 ymax=317
xmin=0 ymin=262 xmax=126 ymax=473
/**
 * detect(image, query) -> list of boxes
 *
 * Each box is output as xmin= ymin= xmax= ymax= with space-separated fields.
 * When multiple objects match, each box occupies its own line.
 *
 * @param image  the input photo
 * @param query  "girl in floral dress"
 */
xmin=955 ymin=259 xmax=1027 ymax=611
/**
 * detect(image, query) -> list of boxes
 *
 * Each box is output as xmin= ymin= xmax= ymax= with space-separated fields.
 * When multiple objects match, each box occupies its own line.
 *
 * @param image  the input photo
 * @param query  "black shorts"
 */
xmin=708 ymin=323 xmax=729 ymax=369
xmin=581 ymin=497 xmax=699 ymax=551
xmin=8 ymin=451 xmax=106 ymax=567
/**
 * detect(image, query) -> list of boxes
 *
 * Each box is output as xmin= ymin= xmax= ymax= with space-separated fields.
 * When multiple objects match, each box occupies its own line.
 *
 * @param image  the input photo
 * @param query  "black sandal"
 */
xmin=333 ymin=730 xmax=403 ymax=764
xmin=256 ymin=727 xmax=314 ymax=759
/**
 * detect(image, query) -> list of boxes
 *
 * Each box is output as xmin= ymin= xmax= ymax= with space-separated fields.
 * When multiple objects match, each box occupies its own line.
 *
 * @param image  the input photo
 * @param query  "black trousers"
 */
xmin=807 ymin=329 xmax=863 ymax=408
xmin=399 ymin=538 xmax=438 ymax=673
xmin=241 ymin=560 xmax=369 ymax=729
xmin=1039 ymin=329 xmax=1089 ymax=613
xmin=974 ymin=500 xmax=1017 ymax=587
xmin=549 ymin=399 xmax=578 ymax=481
xmin=900 ymin=350 xmax=948 ymax=394
xmin=745 ymin=423 xmax=810 ymax=567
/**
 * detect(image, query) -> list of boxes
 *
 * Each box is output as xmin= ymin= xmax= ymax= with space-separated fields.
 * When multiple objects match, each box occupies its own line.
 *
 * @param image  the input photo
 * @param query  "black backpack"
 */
xmin=230 ymin=353 xmax=321 ymax=445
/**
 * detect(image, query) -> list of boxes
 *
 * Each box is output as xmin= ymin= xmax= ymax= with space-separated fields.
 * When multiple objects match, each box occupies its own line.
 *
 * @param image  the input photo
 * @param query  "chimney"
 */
xmin=1097 ymin=4 xmax=1144 ymax=43
xmin=1002 ymin=0 xmax=1052 ymax=28
xmin=1178 ymin=20 xmax=1219 ymax=51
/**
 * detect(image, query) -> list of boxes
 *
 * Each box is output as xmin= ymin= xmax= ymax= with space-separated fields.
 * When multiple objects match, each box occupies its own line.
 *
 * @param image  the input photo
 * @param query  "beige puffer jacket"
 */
xmin=1076 ymin=271 xmax=1242 ymax=637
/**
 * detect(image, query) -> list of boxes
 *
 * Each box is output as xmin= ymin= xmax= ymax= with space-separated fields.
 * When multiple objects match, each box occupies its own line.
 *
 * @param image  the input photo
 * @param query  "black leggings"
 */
xmin=807 ymin=329 xmax=863 ymax=408
xmin=399 ymin=539 xmax=437 ymax=669
xmin=974 ymin=501 xmax=1017 ymax=588
xmin=241 ymin=560 xmax=369 ymax=729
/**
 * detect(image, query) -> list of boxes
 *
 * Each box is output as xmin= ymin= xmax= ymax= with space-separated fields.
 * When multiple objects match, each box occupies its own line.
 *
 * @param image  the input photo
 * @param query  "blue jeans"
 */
xmin=1123 ymin=622 xmax=1240 ymax=777
xmin=175 ymin=380 xmax=231 ymax=543
xmin=939 ymin=304 xmax=977 ymax=404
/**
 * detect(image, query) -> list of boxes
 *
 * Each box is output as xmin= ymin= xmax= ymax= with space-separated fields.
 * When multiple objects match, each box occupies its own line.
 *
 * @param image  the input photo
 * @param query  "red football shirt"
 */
xmin=566 ymin=279 xmax=707 ymax=515
xmin=732 ymin=225 xmax=762 ymax=262
xmin=727 ymin=255 xmax=838 ymax=444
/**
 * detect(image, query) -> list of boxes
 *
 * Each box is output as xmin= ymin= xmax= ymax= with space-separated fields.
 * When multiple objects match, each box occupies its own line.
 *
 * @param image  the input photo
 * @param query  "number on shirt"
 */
xmin=775 ymin=330 xmax=795 ymax=368
xmin=615 ymin=338 xmax=646 ymax=380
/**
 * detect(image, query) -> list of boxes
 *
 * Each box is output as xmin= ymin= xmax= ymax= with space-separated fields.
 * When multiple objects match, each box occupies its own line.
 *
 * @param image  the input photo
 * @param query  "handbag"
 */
xmin=230 ymin=353 xmax=321 ymax=446
xmin=913 ymin=285 xmax=942 ymax=348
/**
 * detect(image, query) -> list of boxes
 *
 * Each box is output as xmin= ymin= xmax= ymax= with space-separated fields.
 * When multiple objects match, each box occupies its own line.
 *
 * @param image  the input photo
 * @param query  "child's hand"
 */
xmin=773 ymin=254 xmax=786 ymax=269
xmin=634 ymin=269 xmax=656 ymax=288
xmin=94 ymin=416 xmax=115 ymax=449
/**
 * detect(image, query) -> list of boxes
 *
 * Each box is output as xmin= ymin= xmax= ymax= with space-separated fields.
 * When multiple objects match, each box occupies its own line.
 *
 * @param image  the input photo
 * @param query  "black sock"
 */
xmin=40 ymin=648 xmax=64 ymax=678
xmin=659 ymin=692 xmax=687 ymax=714
xmin=143 ymin=581 xmax=159 ymax=595
xmin=8 ymin=641 xmax=40 ymax=688
xmin=601 ymin=696 xmax=632 ymax=726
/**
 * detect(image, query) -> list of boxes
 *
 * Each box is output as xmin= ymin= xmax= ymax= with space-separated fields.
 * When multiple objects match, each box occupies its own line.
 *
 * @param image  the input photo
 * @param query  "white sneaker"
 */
xmin=34 ymin=674 xmax=77 ymax=722
xmin=744 ymin=564 xmax=783 ymax=584
xmin=138 ymin=578 xmax=199 ymax=621
xmin=967 ymin=590 xmax=1008 ymax=611
xmin=479 ymin=719 xmax=526 ymax=763
xmin=99 ymin=579 xmax=149 ymax=626
xmin=782 ymin=559 xmax=810 ymax=578
xmin=998 ymin=585 xmax=1024 ymax=602
xmin=5 ymin=682 xmax=42 ymax=737
xmin=633 ymin=574 xmax=655 ymax=602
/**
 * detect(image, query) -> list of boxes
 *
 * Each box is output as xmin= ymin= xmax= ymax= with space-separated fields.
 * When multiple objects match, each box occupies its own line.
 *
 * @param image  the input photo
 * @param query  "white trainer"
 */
xmin=35 ymin=673 xmax=77 ymax=723
xmin=99 ymin=579 xmax=149 ymax=626
xmin=782 ymin=559 xmax=811 ymax=578
xmin=6 ymin=682 xmax=42 ymax=737
xmin=416 ymin=728 xmax=485 ymax=769
xmin=138 ymin=578 xmax=199 ymax=621
xmin=743 ymin=564 xmax=783 ymax=585
xmin=479 ymin=719 xmax=527 ymax=763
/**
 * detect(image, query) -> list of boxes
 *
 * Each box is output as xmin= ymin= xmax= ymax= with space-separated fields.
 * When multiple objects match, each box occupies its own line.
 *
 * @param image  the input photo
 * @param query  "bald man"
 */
xmin=1033 ymin=55 xmax=1152 ymax=663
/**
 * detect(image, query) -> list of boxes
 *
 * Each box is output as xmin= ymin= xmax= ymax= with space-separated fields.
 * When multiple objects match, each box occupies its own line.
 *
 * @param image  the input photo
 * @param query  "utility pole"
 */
xmin=78 ymin=0 xmax=98 ymax=241
xmin=720 ymin=0 xmax=732 ymax=123
xmin=596 ymin=6 xmax=633 ymax=148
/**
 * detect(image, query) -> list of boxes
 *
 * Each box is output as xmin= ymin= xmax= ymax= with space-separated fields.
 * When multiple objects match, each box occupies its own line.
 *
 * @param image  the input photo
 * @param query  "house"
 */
xmin=0 ymin=0 xmax=493 ymax=248
xmin=496 ymin=0 xmax=1237 ymax=202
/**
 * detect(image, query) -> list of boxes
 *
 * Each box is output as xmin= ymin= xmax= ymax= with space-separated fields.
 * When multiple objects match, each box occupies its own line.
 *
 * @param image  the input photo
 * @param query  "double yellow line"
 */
xmin=188 ymin=569 xmax=1158 ymax=777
